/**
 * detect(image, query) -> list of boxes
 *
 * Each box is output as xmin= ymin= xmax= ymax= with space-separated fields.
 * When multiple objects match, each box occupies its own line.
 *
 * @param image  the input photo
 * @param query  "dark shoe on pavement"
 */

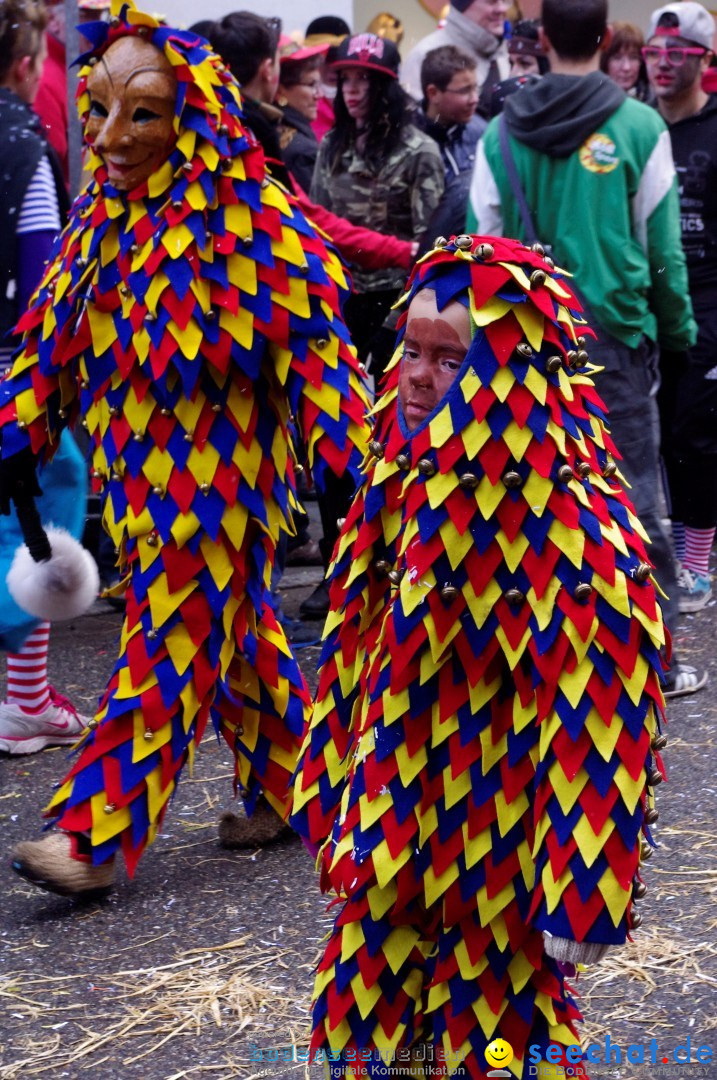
xmin=279 ymin=615 xmax=322 ymax=648
xmin=12 ymin=833 xmax=115 ymax=899
xmin=218 ymin=802 xmax=292 ymax=849
xmin=286 ymin=538 xmax=322 ymax=566
xmin=663 ymin=664 xmax=708 ymax=699
xmin=299 ymin=580 xmax=330 ymax=620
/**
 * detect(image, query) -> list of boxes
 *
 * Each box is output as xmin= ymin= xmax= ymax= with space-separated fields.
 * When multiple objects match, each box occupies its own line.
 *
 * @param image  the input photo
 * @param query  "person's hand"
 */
xmin=0 ymin=446 xmax=43 ymax=515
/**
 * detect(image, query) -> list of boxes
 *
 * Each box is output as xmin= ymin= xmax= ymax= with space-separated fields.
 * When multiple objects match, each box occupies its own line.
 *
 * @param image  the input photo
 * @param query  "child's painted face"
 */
xmin=85 ymin=36 xmax=177 ymax=191
xmin=398 ymin=288 xmax=472 ymax=431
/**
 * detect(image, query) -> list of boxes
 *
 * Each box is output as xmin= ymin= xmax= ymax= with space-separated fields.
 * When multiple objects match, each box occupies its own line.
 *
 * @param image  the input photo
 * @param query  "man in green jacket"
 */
xmin=468 ymin=0 xmax=705 ymax=698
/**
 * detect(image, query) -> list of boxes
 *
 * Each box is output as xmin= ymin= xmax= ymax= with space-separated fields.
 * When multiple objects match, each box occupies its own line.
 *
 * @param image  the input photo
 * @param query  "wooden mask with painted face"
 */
xmin=84 ymin=35 xmax=177 ymax=191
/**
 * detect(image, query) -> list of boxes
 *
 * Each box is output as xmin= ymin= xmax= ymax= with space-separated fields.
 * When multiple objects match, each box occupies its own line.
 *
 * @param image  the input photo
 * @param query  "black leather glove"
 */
xmin=0 ymin=445 xmax=43 ymax=516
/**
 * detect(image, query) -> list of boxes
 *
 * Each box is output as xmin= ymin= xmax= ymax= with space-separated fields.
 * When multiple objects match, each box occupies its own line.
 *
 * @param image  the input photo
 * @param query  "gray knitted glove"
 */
xmin=543 ymin=935 xmax=611 ymax=965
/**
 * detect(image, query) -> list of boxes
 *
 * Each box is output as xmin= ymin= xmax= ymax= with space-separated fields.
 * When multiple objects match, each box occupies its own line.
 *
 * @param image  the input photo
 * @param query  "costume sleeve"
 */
xmin=635 ymin=129 xmax=696 ymax=351
xmin=409 ymin=141 xmax=445 ymax=240
xmin=292 ymin=183 xmax=414 ymax=271
xmin=467 ymin=137 xmax=504 ymax=234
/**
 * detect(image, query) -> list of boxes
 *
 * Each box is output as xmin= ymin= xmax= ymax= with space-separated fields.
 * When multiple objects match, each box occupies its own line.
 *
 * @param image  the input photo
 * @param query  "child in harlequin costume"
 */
xmin=290 ymin=235 xmax=667 ymax=1078
xmin=1 ymin=0 xmax=369 ymax=898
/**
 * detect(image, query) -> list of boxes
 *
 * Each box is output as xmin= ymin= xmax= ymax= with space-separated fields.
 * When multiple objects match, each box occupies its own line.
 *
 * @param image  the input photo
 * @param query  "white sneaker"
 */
xmin=0 ymin=688 xmax=89 ymax=755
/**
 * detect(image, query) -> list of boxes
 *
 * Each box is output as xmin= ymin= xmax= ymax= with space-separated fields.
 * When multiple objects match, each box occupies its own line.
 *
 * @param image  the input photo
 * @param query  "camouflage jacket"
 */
xmin=310 ymin=123 xmax=444 ymax=293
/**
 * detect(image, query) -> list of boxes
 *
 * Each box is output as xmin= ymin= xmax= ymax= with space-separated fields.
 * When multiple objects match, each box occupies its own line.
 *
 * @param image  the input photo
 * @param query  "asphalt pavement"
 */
xmin=1 ymin=540 xmax=716 ymax=1080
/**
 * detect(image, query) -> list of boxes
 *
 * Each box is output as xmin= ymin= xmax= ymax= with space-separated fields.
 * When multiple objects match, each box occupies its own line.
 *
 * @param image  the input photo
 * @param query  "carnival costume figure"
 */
xmin=2 ymin=0 xmax=369 ymax=897
xmin=291 ymin=236 xmax=667 ymax=1077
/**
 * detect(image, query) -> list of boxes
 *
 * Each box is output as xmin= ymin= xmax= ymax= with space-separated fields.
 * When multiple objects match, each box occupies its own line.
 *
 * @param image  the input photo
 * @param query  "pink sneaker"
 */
xmin=0 ymin=688 xmax=89 ymax=755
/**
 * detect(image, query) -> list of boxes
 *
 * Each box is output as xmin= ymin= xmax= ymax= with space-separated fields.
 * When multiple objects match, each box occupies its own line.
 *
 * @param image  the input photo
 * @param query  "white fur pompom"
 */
xmin=6 ymin=528 xmax=99 ymax=621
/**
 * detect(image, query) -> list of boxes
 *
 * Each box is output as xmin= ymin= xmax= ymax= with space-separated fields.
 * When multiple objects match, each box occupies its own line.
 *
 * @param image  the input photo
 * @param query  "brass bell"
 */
xmin=295 ymin=463 xmax=304 ymax=474
xmin=417 ymin=458 xmax=436 ymax=477
xmin=603 ymin=461 xmax=618 ymax=478
xmin=576 ymin=349 xmax=590 ymax=366
xmin=577 ymin=462 xmax=591 ymax=478
xmin=433 ymin=235 xmax=448 ymax=248
xmin=298 ymin=263 xmax=309 ymax=274
xmin=130 ymin=243 xmax=140 ymax=256
xmin=566 ymin=350 xmax=578 ymax=368
xmin=147 ymin=628 xmax=158 ymax=640
xmin=120 ymin=286 xmax=131 ymax=299
xmin=111 ymin=471 xmax=122 ymax=482
xmin=632 ymin=879 xmax=647 ymax=900
xmin=574 ymin=582 xmax=593 ymax=602
xmin=387 ymin=569 xmax=404 ymax=585
xmin=577 ymin=336 xmax=587 ymax=347
xmin=88 ymin=718 xmax=100 ymax=729
xmin=647 ymin=766 xmax=663 ymax=787
xmin=199 ymin=482 xmax=211 ymax=495
xmin=640 ymin=840 xmax=653 ymax=862
xmin=644 ymin=807 xmax=659 ymax=825
xmin=220 ymin=159 xmax=232 ymax=172
xmin=454 ymin=234 xmax=473 ymax=250
xmin=502 ymin=470 xmax=522 ymax=489
xmin=144 ymin=729 xmax=154 ymax=742
xmin=374 ymin=559 xmax=391 ymax=575
xmin=81 ymin=379 xmax=90 ymax=389
xmin=91 ymin=469 xmax=103 ymax=480
xmin=630 ymin=909 xmax=643 ymax=930
xmin=459 ymin=473 xmax=479 ymax=489
xmin=146 ymin=533 xmax=158 ymax=547
xmin=217 ymin=123 xmax=229 ymax=136
xmin=182 ymin=161 xmax=193 ymax=173
xmin=505 ymin=587 xmax=525 ymax=605
xmin=475 ymin=242 xmax=494 ymax=259
xmin=316 ymin=338 xmax=329 ymax=350
xmin=544 ymin=256 xmax=555 ymax=269
xmin=242 ymin=236 xmax=252 ymax=246
xmin=211 ymin=402 xmax=222 ymax=412
xmin=183 ymin=430 xmax=194 ymax=441
xmin=441 ymin=584 xmax=459 ymax=601
xmin=531 ymin=242 xmax=545 ymax=256
xmin=369 ymin=440 xmax=385 ymax=459
xmin=145 ymin=311 xmax=157 ymax=323
xmin=236 ymin=726 xmax=244 ymax=736
xmin=133 ymin=430 xmax=144 ymax=442
xmin=634 ymin=562 xmax=652 ymax=583
xmin=652 ymin=733 xmax=668 ymax=752
xmin=395 ymin=453 xmax=411 ymax=471
xmin=17 ymin=420 xmax=27 ymax=430
xmin=104 ymin=803 xmax=116 ymax=814
xmin=152 ymin=485 xmax=164 ymax=497
xmin=530 ymin=269 xmax=546 ymax=289
xmin=336 ymin=517 xmax=346 ymax=529
xmin=516 ymin=342 xmax=533 ymax=358
xmin=204 ymin=309 xmax=217 ymax=321
xmin=108 ymin=405 xmax=121 ymax=417
xmin=171 ymin=200 xmax=183 ymax=211
xmin=87 ymin=55 xmax=98 ymax=66
xmin=546 ymin=355 xmax=562 ymax=373
xmin=58 ymin=408 xmax=67 ymax=419
xmin=160 ymin=408 xmax=172 ymax=416
xmin=557 ymin=464 xmax=573 ymax=483
xmin=76 ymin=256 xmax=88 ymax=269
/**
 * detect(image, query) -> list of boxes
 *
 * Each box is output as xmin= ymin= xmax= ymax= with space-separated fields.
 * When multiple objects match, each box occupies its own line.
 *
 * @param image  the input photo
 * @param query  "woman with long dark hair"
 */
xmin=310 ymin=32 xmax=444 ymax=383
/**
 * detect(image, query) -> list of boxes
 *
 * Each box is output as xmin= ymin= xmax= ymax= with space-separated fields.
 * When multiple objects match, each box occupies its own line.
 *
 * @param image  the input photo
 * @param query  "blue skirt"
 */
xmin=0 ymin=431 xmax=87 ymax=651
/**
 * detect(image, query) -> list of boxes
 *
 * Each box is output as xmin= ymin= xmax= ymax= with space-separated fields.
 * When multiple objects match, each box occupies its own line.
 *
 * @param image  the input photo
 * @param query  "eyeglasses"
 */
xmin=443 ymin=84 xmax=479 ymax=98
xmin=641 ymin=45 xmax=706 ymax=66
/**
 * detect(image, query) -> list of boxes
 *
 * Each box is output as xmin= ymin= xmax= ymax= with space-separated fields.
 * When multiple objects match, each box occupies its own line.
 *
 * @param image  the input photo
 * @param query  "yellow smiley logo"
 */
xmin=485 ymin=1039 xmax=514 ymax=1069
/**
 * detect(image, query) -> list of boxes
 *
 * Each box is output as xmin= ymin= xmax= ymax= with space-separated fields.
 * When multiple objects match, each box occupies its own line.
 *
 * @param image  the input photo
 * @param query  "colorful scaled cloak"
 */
xmin=0 ymin=1 xmax=369 ymax=874
xmin=290 ymin=237 xmax=667 ymax=1078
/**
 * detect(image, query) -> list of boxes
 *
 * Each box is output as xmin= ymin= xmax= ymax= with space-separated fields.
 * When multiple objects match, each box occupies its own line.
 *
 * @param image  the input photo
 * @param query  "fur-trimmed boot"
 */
xmin=12 ymin=833 xmax=115 ymax=899
xmin=218 ymin=799 xmax=292 ymax=849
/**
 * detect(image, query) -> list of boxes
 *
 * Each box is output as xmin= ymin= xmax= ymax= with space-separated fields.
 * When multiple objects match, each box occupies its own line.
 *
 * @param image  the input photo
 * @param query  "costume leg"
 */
xmin=44 ymin=538 xmax=245 ymax=876
xmin=215 ymin=592 xmax=311 ymax=821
